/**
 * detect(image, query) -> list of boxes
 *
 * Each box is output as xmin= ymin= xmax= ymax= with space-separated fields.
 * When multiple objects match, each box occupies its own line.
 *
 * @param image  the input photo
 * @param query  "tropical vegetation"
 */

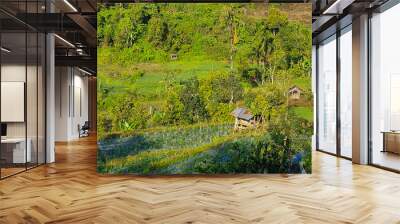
xmin=97 ymin=3 xmax=313 ymax=174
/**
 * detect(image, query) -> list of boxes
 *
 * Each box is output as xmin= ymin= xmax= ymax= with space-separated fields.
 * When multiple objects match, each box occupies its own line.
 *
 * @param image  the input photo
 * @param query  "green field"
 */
xmin=134 ymin=59 xmax=228 ymax=95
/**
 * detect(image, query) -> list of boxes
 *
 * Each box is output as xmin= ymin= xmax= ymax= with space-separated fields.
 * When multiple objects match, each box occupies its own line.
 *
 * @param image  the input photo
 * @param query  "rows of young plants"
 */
xmin=99 ymin=134 xmax=241 ymax=174
xmin=98 ymin=124 xmax=311 ymax=174
xmin=97 ymin=123 xmax=234 ymax=172
xmin=157 ymin=134 xmax=311 ymax=174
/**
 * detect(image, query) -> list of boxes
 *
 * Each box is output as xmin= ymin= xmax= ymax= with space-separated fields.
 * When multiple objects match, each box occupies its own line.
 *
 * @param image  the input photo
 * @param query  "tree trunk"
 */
xmin=262 ymin=56 xmax=267 ymax=85
xmin=228 ymin=11 xmax=234 ymax=71
xmin=269 ymin=65 xmax=275 ymax=84
xmin=230 ymin=53 xmax=234 ymax=70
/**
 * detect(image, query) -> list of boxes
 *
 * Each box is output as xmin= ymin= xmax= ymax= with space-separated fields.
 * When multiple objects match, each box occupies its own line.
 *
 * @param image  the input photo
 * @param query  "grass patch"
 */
xmin=292 ymin=77 xmax=311 ymax=90
xmin=290 ymin=106 xmax=313 ymax=121
xmin=98 ymin=56 xmax=230 ymax=98
xmin=133 ymin=59 xmax=228 ymax=95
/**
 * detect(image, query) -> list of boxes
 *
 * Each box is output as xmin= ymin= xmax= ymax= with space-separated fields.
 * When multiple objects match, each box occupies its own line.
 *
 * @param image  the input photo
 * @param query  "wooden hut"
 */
xmin=170 ymin=53 xmax=178 ymax=60
xmin=288 ymin=85 xmax=303 ymax=100
xmin=231 ymin=107 xmax=258 ymax=130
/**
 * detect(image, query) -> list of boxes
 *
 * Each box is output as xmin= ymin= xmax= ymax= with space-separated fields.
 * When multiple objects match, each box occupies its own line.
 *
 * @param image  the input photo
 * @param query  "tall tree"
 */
xmin=222 ymin=5 xmax=240 ymax=71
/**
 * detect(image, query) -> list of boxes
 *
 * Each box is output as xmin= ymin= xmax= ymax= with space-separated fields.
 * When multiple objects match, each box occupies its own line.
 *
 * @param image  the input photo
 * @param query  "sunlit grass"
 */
xmin=290 ymin=106 xmax=313 ymax=121
xmin=133 ymin=59 xmax=228 ymax=95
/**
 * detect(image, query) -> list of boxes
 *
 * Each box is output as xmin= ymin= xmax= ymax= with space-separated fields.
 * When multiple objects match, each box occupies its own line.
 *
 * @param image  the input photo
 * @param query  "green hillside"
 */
xmin=97 ymin=3 xmax=313 ymax=174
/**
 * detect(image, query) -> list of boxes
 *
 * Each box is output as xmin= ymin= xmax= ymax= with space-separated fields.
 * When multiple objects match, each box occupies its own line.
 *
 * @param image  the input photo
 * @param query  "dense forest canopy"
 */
xmin=98 ymin=4 xmax=311 ymax=64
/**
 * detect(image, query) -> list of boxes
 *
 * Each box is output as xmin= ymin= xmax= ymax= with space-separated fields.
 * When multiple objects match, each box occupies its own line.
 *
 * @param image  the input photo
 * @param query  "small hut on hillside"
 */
xmin=288 ymin=85 xmax=303 ymax=100
xmin=170 ymin=53 xmax=178 ymax=60
xmin=231 ymin=107 xmax=259 ymax=130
